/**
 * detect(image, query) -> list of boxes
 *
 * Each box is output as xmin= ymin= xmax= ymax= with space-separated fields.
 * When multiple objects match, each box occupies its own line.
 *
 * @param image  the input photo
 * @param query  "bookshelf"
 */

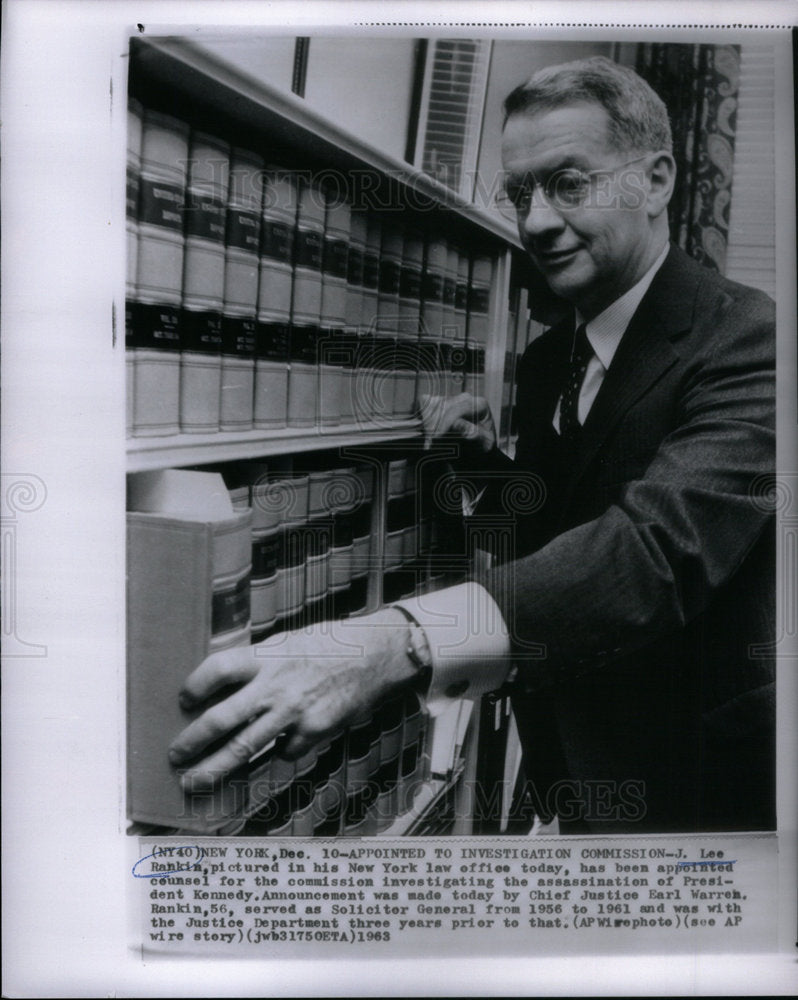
xmin=127 ymin=421 xmax=422 ymax=473
xmin=126 ymin=36 xmax=525 ymax=838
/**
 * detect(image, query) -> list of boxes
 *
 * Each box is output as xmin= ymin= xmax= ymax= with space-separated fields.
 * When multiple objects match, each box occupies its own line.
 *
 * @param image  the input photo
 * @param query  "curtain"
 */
xmin=635 ymin=43 xmax=741 ymax=274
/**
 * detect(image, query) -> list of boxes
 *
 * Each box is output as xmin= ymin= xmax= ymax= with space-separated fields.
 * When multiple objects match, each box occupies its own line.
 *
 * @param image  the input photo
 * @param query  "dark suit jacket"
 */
xmin=463 ymin=245 xmax=776 ymax=833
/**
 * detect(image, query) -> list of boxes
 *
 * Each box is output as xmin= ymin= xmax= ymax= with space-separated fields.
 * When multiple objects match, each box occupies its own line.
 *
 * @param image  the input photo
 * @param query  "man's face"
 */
xmin=501 ymin=102 xmax=658 ymax=317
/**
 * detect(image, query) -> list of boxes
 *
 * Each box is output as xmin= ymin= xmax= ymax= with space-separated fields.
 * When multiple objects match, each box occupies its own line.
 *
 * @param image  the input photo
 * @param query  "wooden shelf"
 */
xmin=131 ymin=36 xmax=522 ymax=250
xmin=127 ymin=419 xmax=423 ymax=472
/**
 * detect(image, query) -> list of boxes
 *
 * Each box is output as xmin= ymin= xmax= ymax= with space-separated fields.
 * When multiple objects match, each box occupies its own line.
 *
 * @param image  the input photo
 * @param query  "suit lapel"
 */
xmin=557 ymin=246 xmax=701 ymax=510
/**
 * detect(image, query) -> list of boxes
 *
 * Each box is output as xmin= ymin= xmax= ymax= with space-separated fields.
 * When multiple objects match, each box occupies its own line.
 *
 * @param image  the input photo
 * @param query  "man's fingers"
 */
xmin=170 ymin=681 xmax=279 ymax=764
xmin=176 ymin=707 xmax=294 ymax=792
xmin=451 ymin=417 xmax=479 ymax=439
xmin=179 ymin=646 xmax=261 ymax=709
xmin=420 ymin=393 xmax=491 ymax=442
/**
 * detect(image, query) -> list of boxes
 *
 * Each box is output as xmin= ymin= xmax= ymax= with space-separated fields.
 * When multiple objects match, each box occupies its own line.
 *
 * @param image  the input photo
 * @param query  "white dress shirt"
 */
xmin=398 ymin=243 xmax=671 ymax=706
xmin=553 ymin=242 xmax=670 ymax=431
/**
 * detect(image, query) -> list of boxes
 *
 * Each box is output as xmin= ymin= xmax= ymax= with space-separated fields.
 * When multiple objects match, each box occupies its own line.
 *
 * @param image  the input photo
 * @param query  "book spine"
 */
xmin=132 ymin=110 xmax=189 ymax=437
xmin=455 ymin=249 xmax=470 ymax=345
xmin=468 ymin=253 xmax=492 ymax=348
xmin=319 ymin=189 xmax=351 ymax=428
xmin=442 ymin=241 xmax=459 ymax=339
xmin=361 ymin=213 xmax=381 ymax=336
xmin=209 ymin=512 xmax=253 ymax=651
xmin=288 ymin=178 xmax=324 ymax=427
xmin=221 ymin=148 xmax=263 ymax=431
xmin=345 ymin=207 xmax=367 ymax=334
xmin=378 ymin=220 xmax=402 ymax=419
xmin=348 ymin=463 xmax=374 ymax=615
xmin=343 ymin=208 xmax=367 ymax=425
xmin=304 ymin=518 xmax=331 ymax=627
xmin=254 ymin=167 xmax=296 ymax=428
xmin=421 ymin=233 xmax=445 ymax=343
xmin=397 ymin=227 xmax=423 ymax=418
xmin=180 ymin=131 xmax=229 ymax=433
xmin=354 ymin=214 xmax=381 ymax=424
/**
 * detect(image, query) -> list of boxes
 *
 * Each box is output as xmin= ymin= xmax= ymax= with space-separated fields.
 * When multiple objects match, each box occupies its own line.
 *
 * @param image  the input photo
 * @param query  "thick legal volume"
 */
xmin=255 ymin=167 xmax=296 ymax=428
xmin=421 ymin=234 xmax=446 ymax=342
xmin=443 ymin=241 xmax=459 ymax=338
xmin=343 ymin=208 xmax=367 ymax=424
xmin=221 ymin=148 xmax=263 ymax=431
xmin=319 ymin=190 xmax=351 ymax=428
xmin=397 ymin=227 xmax=423 ymax=417
xmin=181 ymin=131 xmax=230 ymax=433
xmin=127 ymin=469 xmax=252 ymax=832
xmin=468 ymin=254 xmax=492 ymax=347
xmin=288 ymin=178 xmax=325 ymax=427
xmin=132 ymin=110 xmax=189 ymax=437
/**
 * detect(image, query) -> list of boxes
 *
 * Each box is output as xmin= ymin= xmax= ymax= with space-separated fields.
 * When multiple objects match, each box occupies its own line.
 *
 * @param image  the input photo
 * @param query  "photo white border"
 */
xmin=2 ymin=1 xmax=796 ymax=995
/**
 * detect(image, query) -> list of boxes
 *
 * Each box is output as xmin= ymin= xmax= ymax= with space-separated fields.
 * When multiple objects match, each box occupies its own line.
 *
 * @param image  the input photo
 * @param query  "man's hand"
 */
xmin=168 ymin=608 xmax=416 ymax=791
xmin=419 ymin=393 xmax=497 ymax=453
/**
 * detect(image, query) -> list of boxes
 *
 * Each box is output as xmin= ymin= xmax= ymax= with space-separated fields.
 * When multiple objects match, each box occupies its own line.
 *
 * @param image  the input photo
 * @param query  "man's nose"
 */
xmin=519 ymin=185 xmax=566 ymax=239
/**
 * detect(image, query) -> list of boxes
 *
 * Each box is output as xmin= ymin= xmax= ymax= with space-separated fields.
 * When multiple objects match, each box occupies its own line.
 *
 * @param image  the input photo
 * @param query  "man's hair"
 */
xmin=503 ymin=55 xmax=673 ymax=154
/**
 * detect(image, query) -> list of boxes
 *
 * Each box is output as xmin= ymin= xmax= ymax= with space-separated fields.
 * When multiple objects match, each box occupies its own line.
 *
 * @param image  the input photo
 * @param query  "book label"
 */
xmin=295 ymin=228 xmax=323 ymax=270
xmin=138 ymin=178 xmax=184 ymax=231
xmin=128 ymin=302 xmax=181 ymax=351
xmin=221 ymin=315 xmax=256 ymax=358
xmin=185 ymin=195 xmax=227 ymax=242
xmin=126 ymin=167 xmax=139 ymax=219
xmin=379 ymin=258 xmax=401 ymax=296
xmin=182 ymin=310 xmax=223 ymax=353
xmin=212 ymin=572 xmax=251 ymax=636
xmin=347 ymin=245 xmax=364 ymax=286
xmin=469 ymin=285 xmax=490 ymax=314
xmin=252 ymin=531 xmax=280 ymax=580
xmin=400 ymin=266 xmax=422 ymax=301
xmin=256 ymin=321 xmax=290 ymax=361
xmin=422 ymin=270 xmax=444 ymax=303
xmin=260 ymin=219 xmax=293 ymax=263
xmin=226 ymin=209 xmax=261 ymax=253
xmin=323 ymin=238 xmax=349 ymax=279
xmin=289 ymin=325 xmax=319 ymax=364
xmin=362 ymin=253 xmax=380 ymax=291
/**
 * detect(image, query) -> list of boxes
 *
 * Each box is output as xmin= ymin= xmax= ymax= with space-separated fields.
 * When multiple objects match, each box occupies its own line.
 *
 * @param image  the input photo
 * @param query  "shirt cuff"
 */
xmin=394 ymin=582 xmax=511 ymax=709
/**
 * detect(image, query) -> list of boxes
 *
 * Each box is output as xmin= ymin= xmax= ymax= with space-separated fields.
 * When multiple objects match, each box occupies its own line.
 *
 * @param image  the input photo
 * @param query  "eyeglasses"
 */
xmin=494 ymin=155 xmax=650 ymax=219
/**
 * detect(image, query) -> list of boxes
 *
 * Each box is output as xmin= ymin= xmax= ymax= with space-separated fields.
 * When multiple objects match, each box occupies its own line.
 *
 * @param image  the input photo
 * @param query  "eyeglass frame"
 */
xmin=494 ymin=154 xmax=652 ymax=218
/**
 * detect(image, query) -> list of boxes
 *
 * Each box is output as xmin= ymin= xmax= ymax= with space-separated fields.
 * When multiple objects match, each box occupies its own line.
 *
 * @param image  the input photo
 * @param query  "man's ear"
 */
xmin=646 ymin=151 xmax=676 ymax=219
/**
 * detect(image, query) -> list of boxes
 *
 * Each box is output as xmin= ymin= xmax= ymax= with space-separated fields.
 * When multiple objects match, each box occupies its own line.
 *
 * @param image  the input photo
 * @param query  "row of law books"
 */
xmin=127 ymin=461 xmax=472 ymax=835
xmin=215 ymin=456 xmax=377 ymax=640
xmin=126 ymin=99 xmax=492 ymax=439
xmin=240 ymin=691 xmax=430 ymax=837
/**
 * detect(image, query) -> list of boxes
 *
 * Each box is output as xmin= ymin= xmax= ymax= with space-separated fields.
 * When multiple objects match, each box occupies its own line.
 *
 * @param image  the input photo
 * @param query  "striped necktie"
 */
xmin=558 ymin=323 xmax=592 ymax=439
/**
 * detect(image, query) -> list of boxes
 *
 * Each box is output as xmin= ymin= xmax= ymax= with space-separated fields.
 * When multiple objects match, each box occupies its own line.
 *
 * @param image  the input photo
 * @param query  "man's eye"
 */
xmin=548 ymin=170 xmax=588 ymax=201
xmin=508 ymin=187 xmax=531 ymax=208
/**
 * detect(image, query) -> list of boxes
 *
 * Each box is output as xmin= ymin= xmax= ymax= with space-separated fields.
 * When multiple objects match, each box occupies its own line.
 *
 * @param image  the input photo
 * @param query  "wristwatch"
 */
xmin=391 ymin=604 xmax=433 ymax=694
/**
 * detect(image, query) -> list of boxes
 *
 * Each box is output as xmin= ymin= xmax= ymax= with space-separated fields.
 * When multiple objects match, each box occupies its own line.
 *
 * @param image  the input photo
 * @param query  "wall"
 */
xmin=196 ymin=35 xmax=297 ymax=92
xmin=303 ymin=37 xmax=418 ymax=162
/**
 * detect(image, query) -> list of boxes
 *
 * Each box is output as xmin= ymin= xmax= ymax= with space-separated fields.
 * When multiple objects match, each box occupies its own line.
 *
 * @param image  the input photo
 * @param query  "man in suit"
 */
xmin=170 ymin=56 xmax=775 ymax=834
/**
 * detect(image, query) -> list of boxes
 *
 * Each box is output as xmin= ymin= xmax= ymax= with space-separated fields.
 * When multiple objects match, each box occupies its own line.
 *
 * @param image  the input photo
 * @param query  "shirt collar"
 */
xmin=575 ymin=242 xmax=670 ymax=370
